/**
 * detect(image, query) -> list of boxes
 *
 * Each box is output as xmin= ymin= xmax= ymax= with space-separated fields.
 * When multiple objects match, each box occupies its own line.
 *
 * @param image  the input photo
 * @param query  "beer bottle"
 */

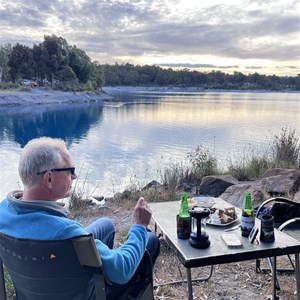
xmin=177 ymin=192 xmax=191 ymax=239
xmin=241 ymin=191 xmax=255 ymax=237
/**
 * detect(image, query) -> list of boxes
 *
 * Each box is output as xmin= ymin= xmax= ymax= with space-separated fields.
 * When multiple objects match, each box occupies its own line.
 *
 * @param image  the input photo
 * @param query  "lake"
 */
xmin=0 ymin=89 xmax=299 ymax=200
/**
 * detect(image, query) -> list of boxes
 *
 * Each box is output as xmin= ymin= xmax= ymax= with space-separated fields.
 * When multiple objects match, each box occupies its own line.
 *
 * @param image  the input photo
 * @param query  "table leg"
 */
xmin=271 ymin=256 xmax=278 ymax=300
xmin=186 ymin=268 xmax=193 ymax=300
xmin=295 ymin=253 xmax=300 ymax=300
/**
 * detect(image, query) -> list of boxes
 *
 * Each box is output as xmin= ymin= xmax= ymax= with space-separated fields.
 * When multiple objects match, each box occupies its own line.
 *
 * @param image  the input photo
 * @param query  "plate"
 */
xmin=187 ymin=199 xmax=197 ymax=208
xmin=206 ymin=212 xmax=241 ymax=226
xmin=178 ymin=199 xmax=198 ymax=208
xmin=192 ymin=196 xmax=215 ymax=208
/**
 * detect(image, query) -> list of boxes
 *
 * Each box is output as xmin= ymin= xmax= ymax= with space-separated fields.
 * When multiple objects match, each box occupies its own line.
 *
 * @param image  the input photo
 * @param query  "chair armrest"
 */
xmin=278 ymin=217 xmax=300 ymax=231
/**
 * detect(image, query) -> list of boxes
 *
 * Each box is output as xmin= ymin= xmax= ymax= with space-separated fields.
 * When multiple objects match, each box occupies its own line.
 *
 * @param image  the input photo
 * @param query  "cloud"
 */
xmin=0 ymin=0 xmax=299 ymax=75
xmin=159 ymin=63 xmax=239 ymax=69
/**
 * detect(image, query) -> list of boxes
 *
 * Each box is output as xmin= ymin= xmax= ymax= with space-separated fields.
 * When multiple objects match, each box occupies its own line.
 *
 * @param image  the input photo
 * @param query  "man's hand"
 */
xmin=132 ymin=197 xmax=152 ymax=227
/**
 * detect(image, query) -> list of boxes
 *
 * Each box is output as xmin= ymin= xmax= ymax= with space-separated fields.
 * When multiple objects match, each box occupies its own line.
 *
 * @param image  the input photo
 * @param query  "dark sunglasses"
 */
xmin=37 ymin=167 xmax=76 ymax=176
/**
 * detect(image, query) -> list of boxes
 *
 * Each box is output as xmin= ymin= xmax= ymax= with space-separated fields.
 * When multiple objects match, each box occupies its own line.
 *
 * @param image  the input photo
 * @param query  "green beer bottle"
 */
xmin=177 ymin=192 xmax=191 ymax=239
xmin=241 ymin=191 xmax=255 ymax=237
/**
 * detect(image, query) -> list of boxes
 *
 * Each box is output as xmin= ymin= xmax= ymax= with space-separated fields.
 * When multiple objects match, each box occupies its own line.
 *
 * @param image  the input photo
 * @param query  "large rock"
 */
xmin=220 ymin=182 xmax=264 ymax=208
xmin=260 ymin=168 xmax=300 ymax=196
xmin=199 ymin=175 xmax=238 ymax=197
xmin=220 ymin=181 xmax=265 ymax=208
xmin=262 ymin=168 xmax=300 ymax=179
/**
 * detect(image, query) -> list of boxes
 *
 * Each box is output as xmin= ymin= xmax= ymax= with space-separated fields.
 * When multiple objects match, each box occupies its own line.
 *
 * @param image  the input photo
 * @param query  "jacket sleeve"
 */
xmin=94 ymin=224 xmax=148 ymax=284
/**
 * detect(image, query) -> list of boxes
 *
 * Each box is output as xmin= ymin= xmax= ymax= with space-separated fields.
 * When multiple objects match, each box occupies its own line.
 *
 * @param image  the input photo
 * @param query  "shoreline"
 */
xmin=103 ymin=86 xmax=300 ymax=94
xmin=0 ymin=88 xmax=114 ymax=107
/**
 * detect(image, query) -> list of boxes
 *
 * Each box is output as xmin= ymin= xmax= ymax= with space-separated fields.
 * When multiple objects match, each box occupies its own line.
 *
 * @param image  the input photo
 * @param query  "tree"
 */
xmin=32 ymin=43 xmax=46 ymax=80
xmin=0 ymin=44 xmax=12 ymax=82
xmin=68 ymin=46 xmax=92 ymax=83
xmin=8 ymin=43 xmax=34 ymax=82
xmin=90 ymin=62 xmax=104 ymax=89
xmin=41 ymin=35 xmax=69 ymax=83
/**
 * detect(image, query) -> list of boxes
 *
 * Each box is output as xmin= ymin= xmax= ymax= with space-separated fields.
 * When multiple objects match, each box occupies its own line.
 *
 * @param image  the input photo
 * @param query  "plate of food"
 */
xmin=206 ymin=206 xmax=241 ymax=226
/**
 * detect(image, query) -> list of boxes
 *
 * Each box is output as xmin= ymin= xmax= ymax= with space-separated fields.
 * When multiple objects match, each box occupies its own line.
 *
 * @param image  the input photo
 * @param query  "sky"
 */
xmin=0 ymin=0 xmax=299 ymax=76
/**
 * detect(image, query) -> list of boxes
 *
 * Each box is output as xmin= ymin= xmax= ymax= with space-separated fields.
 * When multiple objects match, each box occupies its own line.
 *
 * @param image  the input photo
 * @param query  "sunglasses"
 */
xmin=37 ymin=167 xmax=76 ymax=176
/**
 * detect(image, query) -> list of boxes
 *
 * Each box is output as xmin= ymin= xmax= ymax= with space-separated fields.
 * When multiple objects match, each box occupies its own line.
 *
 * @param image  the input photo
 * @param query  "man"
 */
xmin=0 ymin=137 xmax=159 ymax=293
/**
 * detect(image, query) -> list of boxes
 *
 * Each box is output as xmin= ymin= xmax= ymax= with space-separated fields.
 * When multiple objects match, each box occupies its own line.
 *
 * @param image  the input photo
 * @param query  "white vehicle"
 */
xmin=21 ymin=79 xmax=31 ymax=85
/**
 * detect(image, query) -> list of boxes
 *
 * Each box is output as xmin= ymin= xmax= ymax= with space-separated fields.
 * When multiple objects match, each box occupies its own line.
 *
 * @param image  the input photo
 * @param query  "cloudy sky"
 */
xmin=1 ymin=0 xmax=299 ymax=76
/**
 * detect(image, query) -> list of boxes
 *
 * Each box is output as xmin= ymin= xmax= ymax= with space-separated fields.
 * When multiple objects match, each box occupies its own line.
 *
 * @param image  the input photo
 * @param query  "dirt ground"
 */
xmin=75 ymin=201 xmax=299 ymax=300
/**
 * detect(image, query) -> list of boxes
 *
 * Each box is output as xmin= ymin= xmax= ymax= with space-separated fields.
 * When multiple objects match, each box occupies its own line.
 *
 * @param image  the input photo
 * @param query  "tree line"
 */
xmin=103 ymin=63 xmax=300 ymax=90
xmin=1 ymin=35 xmax=299 ymax=91
xmin=0 ymin=35 xmax=104 ymax=90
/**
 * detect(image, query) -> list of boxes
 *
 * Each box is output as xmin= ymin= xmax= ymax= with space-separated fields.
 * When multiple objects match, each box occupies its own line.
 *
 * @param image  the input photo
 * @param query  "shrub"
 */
xmin=187 ymin=145 xmax=218 ymax=182
xmin=227 ymin=154 xmax=272 ymax=181
xmin=0 ymin=82 xmax=18 ymax=90
xmin=272 ymin=127 xmax=300 ymax=169
xmin=227 ymin=127 xmax=300 ymax=180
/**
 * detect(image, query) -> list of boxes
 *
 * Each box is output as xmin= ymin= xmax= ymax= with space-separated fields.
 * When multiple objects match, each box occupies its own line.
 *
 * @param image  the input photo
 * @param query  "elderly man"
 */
xmin=0 ymin=137 xmax=159 ymax=296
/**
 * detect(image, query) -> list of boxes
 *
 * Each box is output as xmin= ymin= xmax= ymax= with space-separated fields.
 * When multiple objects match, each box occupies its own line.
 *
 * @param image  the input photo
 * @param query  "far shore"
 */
xmin=0 ymin=86 xmax=299 ymax=108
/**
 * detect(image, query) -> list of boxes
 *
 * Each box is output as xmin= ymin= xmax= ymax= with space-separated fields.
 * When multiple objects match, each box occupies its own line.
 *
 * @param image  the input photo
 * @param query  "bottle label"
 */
xmin=241 ymin=215 xmax=255 ymax=233
xmin=177 ymin=214 xmax=191 ymax=239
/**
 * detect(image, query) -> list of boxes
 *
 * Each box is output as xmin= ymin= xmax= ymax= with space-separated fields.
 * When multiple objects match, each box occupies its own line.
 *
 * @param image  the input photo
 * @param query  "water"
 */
xmin=0 ymin=90 xmax=299 ymax=200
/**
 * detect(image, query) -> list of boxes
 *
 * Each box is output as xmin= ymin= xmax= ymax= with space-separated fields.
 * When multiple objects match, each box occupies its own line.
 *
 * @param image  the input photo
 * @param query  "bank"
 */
xmin=0 ymin=88 xmax=114 ymax=107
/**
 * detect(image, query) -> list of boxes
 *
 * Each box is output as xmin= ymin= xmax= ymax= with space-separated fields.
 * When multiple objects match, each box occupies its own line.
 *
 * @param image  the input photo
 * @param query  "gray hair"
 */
xmin=19 ymin=137 xmax=69 ymax=187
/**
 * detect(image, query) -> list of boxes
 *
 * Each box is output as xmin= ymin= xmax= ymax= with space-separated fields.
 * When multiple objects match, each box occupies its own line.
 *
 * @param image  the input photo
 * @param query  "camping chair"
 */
xmin=255 ymin=197 xmax=300 ymax=291
xmin=0 ymin=232 xmax=154 ymax=300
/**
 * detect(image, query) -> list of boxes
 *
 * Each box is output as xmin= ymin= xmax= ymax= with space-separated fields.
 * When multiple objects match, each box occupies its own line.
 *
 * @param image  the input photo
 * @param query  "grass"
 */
xmin=3 ymin=265 xmax=15 ymax=298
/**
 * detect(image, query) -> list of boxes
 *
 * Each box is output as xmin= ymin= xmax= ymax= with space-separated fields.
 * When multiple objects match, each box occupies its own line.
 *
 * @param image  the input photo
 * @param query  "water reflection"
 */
xmin=0 ymin=103 xmax=104 ymax=147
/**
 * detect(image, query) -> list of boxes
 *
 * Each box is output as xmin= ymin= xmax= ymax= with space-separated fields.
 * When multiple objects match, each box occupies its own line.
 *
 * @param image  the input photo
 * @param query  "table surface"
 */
xmin=149 ymin=199 xmax=300 ymax=268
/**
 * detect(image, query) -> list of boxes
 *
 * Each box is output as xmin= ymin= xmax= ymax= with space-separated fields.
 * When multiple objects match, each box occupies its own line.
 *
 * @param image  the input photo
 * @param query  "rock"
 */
xmin=142 ymin=180 xmax=162 ymax=190
xmin=176 ymin=182 xmax=193 ymax=193
xmin=220 ymin=182 xmax=264 ymax=208
xmin=294 ymin=191 xmax=300 ymax=203
xmin=262 ymin=168 xmax=300 ymax=179
xmin=260 ymin=168 xmax=300 ymax=197
xmin=199 ymin=175 xmax=239 ymax=197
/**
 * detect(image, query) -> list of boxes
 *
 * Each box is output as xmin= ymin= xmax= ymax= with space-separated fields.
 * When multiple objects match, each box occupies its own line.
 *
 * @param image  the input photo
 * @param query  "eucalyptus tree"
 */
xmin=41 ymin=35 xmax=69 ymax=83
xmin=68 ymin=46 xmax=92 ymax=83
xmin=0 ymin=44 xmax=12 ymax=82
xmin=32 ymin=43 xmax=46 ymax=80
xmin=90 ymin=62 xmax=104 ymax=89
xmin=7 ymin=43 xmax=34 ymax=82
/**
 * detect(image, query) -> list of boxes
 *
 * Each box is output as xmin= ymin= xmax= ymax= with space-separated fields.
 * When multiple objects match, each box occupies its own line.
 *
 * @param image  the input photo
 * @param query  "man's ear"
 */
xmin=43 ymin=172 xmax=52 ymax=186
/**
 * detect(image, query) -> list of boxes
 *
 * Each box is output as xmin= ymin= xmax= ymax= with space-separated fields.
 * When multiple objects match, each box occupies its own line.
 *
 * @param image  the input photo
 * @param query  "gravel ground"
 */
xmin=75 ymin=201 xmax=298 ymax=300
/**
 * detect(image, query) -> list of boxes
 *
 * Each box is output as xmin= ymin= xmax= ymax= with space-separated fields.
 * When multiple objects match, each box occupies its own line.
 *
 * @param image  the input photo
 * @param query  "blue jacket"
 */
xmin=0 ymin=191 xmax=148 ymax=285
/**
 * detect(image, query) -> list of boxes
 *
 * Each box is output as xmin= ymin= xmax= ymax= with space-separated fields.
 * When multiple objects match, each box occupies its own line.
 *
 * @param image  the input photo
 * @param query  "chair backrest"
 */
xmin=0 ymin=232 xmax=154 ymax=300
xmin=0 ymin=232 xmax=105 ymax=300
xmin=255 ymin=197 xmax=300 ymax=227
